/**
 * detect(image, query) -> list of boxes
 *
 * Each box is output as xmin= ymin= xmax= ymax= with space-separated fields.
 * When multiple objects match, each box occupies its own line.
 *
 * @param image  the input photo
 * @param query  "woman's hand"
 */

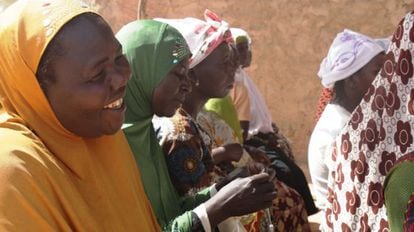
xmin=211 ymin=143 xmax=243 ymax=164
xmin=205 ymin=172 xmax=277 ymax=228
xmin=215 ymin=162 xmax=276 ymax=191
xmin=244 ymin=145 xmax=271 ymax=165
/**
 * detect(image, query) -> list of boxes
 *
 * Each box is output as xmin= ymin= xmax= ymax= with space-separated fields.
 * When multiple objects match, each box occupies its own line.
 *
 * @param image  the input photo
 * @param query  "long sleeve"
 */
xmin=165 ymin=187 xmax=213 ymax=232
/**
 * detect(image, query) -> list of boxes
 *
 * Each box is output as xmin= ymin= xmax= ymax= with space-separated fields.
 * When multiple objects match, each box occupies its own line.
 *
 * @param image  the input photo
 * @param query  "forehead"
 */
xmin=57 ymin=15 xmax=117 ymax=64
xmin=206 ymin=42 xmax=231 ymax=61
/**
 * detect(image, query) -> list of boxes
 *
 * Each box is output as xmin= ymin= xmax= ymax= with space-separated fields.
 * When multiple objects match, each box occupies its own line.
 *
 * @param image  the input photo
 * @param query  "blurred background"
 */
xmin=2 ymin=0 xmax=414 ymax=179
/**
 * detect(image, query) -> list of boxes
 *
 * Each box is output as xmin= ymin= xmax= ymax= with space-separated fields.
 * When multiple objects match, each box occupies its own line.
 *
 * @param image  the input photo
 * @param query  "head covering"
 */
xmin=323 ymin=12 xmax=414 ymax=231
xmin=318 ymin=29 xmax=386 ymax=88
xmin=117 ymin=20 xmax=191 ymax=229
xmin=234 ymin=68 xmax=274 ymax=136
xmin=204 ymin=96 xmax=243 ymax=142
xmin=231 ymin=27 xmax=252 ymax=47
xmin=0 ymin=1 xmax=158 ymax=230
xmin=375 ymin=37 xmax=392 ymax=51
xmin=156 ymin=9 xmax=233 ymax=69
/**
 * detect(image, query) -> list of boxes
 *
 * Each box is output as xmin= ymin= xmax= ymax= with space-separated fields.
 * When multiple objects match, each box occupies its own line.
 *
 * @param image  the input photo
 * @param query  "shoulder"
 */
xmin=0 ymin=127 xmax=53 ymax=183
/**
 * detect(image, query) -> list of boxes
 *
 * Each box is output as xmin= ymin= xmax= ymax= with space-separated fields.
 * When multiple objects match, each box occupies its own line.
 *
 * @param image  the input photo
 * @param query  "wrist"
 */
xmin=204 ymin=196 xmax=228 ymax=228
xmin=215 ymin=177 xmax=229 ymax=191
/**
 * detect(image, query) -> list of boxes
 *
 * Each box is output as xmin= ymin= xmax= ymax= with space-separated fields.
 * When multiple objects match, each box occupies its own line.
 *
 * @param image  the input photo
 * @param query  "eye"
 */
xmin=87 ymin=70 xmax=105 ymax=83
xmin=115 ymin=54 xmax=128 ymax=66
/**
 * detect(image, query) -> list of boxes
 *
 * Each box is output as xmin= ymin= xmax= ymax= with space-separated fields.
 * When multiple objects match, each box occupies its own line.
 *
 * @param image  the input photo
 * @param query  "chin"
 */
xmin=102 ymin=121 xmax=124 ymax=136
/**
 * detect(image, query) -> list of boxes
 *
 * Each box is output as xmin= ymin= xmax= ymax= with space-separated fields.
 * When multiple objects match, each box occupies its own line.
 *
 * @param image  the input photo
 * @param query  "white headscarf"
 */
xmin=323 ymin=13 xmax=414 ymax=231
xmin=156 ymin=9 xmax=233 ymax=69
xmin=318 ymin=29 xmax=387 ymax=88
xmin=231 ymin=28 xmax=274 ymax=136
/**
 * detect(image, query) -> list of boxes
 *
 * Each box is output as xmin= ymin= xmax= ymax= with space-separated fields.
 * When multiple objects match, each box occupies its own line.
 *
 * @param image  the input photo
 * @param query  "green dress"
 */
xmin=384 ymin=159 xmax=414 ymax=232
xmin=117 ymin=20 xmax=211 ymax=231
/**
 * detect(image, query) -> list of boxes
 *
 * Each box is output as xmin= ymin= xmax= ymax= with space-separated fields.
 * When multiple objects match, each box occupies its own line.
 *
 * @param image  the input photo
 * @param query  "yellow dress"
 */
xmin=0 ymin=1 xmax=159 ymax=231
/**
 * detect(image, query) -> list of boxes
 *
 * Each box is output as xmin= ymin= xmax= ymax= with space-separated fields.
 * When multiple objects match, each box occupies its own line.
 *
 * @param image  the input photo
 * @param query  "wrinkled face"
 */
xmin=191 ymin=42 xmax=238 ymax=98
xmin=40 ymin=15 xmax=131 ymax=138
xmin=236 ymin=41 xmax=252 ymax=68
xmin=152 ymin=58 xmax=191 ymax=117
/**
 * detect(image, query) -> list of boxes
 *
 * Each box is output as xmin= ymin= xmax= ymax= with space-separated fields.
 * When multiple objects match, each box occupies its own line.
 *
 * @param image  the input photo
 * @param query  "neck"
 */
xmin=333 ymin=98 xmax=356 ymax=113
xmin=182 ymin=89 xmax=209 ymax=118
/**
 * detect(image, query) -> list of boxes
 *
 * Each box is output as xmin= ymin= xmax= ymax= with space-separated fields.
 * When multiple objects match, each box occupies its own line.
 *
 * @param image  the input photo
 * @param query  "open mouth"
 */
xmin=104 ymin=98 xmax=123 ymax=110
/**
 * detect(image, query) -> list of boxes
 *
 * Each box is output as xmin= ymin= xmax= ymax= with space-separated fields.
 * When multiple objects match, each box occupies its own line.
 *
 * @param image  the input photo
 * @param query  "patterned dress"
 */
xmin=153 ymin=108 xmax=222 ymax=197
xmin=323 ymin=11 xmax=414 ymax=231
xmin=198 ymin=109 xmax=311 ymax=232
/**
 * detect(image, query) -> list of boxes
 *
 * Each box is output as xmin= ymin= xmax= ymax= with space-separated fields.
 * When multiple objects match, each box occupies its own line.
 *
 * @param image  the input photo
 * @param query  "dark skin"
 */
xmin=335 ymin=52 xmax=386 ymax=112
xmin=184 ymin=42 xmax=276 ymax=228
xmin=186 ymin=43 xmax=239 ymax=164
xmin=211 ymin=143 xmax=243 ymax=164
xmin=184 ymin=43 xmax=237 ymax=119
xmin=235 ymin=40 xmax=252 ymax=140
xmin=152 ymin=57 xmax=192 ymax=117
xmin=236 ymin=40 xmax=252 ymax=68
xmin=38 ymin=14 xmax=131 ymax=138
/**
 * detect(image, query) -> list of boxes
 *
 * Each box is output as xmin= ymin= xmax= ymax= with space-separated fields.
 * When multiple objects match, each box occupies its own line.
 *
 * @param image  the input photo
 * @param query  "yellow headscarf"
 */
xmin=0 ymin=1 xmax=159 ymax=231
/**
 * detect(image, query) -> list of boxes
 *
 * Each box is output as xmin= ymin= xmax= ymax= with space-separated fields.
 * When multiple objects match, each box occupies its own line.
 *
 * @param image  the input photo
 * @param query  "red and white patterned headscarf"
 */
xmin=156 ymin=9 xmax=233 ymax=69
xmin=323 ymin=12 xmax=414 ymax=231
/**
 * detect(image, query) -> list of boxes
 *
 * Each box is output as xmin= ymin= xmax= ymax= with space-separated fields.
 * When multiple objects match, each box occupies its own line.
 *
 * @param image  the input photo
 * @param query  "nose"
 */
xmin=110 ymin=56 xmax=131 ymax=91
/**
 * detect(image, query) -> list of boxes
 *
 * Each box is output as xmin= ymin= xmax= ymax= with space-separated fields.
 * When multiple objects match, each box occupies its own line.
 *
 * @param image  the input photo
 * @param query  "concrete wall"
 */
xmin=95 ymin=0 xmax=414 ymax=171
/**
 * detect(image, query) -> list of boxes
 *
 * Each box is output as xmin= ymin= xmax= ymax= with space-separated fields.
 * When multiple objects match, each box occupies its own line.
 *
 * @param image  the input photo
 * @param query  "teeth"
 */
xmin=104 ymin=98 xmax=123 ymax=109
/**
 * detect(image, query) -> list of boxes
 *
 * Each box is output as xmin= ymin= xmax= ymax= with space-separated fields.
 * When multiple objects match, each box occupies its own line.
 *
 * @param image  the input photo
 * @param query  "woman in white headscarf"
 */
xmin=322 ymin=14 xmax=414 ymax=231
xmin=309 ymin=29 xmax=386 ymax=212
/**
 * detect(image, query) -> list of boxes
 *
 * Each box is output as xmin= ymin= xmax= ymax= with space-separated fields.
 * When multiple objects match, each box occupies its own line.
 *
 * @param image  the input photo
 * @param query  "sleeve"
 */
xmin=229 ymin=82 xmax=251 ymax=121
xmin=384 ymin=161 xmax=414 ymax=232
xmin=167 ymin=186 xmax=215 ymax=232
xmin=162 ymin=138 xmax=213 ymax=196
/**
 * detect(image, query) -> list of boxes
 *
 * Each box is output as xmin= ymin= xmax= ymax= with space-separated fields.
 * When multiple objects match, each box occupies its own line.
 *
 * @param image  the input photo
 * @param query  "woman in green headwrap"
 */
xmin=117 ymin=20 xmax=277 ymax=232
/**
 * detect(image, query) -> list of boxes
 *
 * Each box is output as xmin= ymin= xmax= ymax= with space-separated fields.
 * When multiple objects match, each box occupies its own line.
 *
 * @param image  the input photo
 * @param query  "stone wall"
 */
xmin=95 ymin=0 xmax=414 ymax=169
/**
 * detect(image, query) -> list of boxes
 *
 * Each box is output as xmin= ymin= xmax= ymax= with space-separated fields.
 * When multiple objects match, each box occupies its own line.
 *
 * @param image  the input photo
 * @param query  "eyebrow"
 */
xmin=91 ymin=44 xmax=122 ymax=69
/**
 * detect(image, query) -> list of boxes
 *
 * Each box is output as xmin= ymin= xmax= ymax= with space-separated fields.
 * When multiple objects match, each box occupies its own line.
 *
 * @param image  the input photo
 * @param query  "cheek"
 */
xmin=52 ymin=85 xmax=107 ymax=121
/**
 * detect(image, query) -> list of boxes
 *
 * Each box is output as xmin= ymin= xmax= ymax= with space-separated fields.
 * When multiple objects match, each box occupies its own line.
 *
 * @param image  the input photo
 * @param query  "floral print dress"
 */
xmin=198 ymin=109 xmax=311 ymax=232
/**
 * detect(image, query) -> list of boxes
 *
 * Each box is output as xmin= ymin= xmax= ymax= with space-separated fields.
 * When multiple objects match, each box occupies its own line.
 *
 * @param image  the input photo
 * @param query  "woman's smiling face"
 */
xmin=37 ymin=14 xmax=131 ymax=138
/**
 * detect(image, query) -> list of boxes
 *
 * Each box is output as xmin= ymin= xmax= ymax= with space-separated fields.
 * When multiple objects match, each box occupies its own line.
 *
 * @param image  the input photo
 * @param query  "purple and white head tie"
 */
xmin=318 ymin=29 xmax=387 ymax=88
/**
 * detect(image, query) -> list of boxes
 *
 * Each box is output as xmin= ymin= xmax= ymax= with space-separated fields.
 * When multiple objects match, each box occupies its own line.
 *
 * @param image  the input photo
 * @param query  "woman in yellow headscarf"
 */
xmin=0 ymin=0 xmax=159 ymax=231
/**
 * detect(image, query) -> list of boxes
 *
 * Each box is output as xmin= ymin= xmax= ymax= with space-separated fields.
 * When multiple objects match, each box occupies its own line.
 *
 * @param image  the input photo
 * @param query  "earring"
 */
xmin=195 ymin=79 xmax=200 ymax=86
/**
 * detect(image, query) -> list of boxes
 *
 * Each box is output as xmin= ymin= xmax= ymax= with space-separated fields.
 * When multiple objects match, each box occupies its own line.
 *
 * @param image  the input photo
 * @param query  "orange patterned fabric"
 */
xmin=314 ymin=88 xmax=334 ymax=124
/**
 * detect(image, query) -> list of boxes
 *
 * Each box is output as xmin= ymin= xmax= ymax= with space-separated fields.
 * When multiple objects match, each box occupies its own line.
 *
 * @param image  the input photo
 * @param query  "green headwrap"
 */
xmin=205 ymin=96 xmax=244 ymax=143
xmin=116 ymin=20 xmax=191 ymax=228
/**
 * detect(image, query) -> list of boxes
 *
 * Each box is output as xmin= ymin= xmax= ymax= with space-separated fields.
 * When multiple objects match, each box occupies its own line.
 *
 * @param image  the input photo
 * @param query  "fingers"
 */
xmin=247 ymin=162 xmax=265 ymax=174
xmin=266 ymin=168 xmax=277 ymax=181
xmin=254 ymin=181 xmax=275 ymax=193
xmin=249 ymin=172 xmax=270 ymax=184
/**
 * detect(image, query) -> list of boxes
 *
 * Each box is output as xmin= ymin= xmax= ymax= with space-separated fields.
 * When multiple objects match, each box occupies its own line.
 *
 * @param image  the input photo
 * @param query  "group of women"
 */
xmin=2 ymin=0 xmax=414 ymax=231
xmin=0 ymin=0 xmax=310 ymax=231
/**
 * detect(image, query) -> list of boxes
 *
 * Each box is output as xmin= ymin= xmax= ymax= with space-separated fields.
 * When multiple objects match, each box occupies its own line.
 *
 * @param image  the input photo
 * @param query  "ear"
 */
xmin=188 ymin=69 xmax=199 ymax=87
